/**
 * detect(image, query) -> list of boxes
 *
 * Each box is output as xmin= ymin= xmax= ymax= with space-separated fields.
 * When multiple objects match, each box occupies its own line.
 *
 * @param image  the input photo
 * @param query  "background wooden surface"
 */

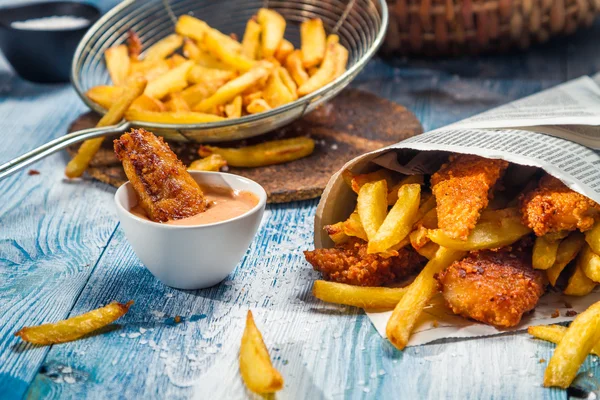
xmin=1 ymin=1 xmax=600 ymax=398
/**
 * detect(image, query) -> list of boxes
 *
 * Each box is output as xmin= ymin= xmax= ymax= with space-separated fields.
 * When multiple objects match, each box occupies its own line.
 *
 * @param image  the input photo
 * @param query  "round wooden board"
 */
xmin=67 ymin=89 xmax=422 ymax=203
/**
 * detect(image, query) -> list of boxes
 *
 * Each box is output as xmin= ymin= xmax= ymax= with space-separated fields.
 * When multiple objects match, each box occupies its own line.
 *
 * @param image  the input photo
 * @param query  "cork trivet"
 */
xmin=67 ymin=89 xmax=422 ymax=203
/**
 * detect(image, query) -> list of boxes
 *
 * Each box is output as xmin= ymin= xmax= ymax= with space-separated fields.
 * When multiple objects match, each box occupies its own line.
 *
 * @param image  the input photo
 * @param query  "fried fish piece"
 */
xmin=431 ymin=154 xmax=509 ymax=241
xmin=520 ymin=174 xmax=600 ymax=237
xmin=304 ymin=239 xmax=425 ymax=287
xmin=437 ymin=247 xmax=545 ymax=328
xmin=114 ymin=128 xmax=208 ymax=222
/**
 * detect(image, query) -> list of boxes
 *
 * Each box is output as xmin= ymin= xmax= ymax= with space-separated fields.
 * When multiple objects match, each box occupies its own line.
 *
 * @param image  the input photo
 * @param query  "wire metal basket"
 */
xmin=71 ymin=0 xmax=388 ymax=143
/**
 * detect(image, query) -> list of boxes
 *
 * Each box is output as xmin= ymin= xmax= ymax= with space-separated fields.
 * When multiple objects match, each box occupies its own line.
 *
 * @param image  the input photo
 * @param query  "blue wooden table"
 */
xmin=2 ymin=2 xmax=600 ymax=398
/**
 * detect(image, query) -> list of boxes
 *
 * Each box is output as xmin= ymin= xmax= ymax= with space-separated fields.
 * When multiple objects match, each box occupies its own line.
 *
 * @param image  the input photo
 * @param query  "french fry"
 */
xmin=128 ymin=59 xmax=170 ymax=81
xmin=313 ymin=280 xmax=407 ymax=309
xmin=127 ymin=30 xmax=142 ymax=61
xmin=242 ymin=18 xmax=262 ymax=59
xmin=547 ymin=232 xmax=586 ymax=286
xmin=242 ymin=90 xmax=263 ymax=106
xmin=368 ymin=184 xmax=421 ymax=254
xmin=187 ymin=65 xmax=236 ymax=86
xmin=263 ymin=69 xmax=295 ymax=108
xmin=301 ymin=18 xmax=326 ymax=68
xmin=180 ymin=81 xmax=222 ymax=108
xmin=15 ymin=301 xmax=133 ymax=345
xmin=66 ymin=77 xmax=147 ymax=178
xmin=334 ymin=43 xmax=349 ymax=77
xmin=167 ymin=53 xmax=187 ymax=68
xmin=427 ymin=208 xmax=531 ymax=251
xmin=586 ymin=221 xmax=600 ymax=255
xmin=257 ymin=8 xmax=286 ymax=59
xmin=125 ymin=109 xmax=224 ymax=124
xmin=285 ymin=50 xmax=309 ymax=87
xmin=87 ymin=86 xmax=165 ymax=112
xmin=224 ymin=95 xmax=243 ymax=118
xmin=564 ymin=260 xmax=597 ymax=296
xmin=239 ymin=311 xmax=284 ymax=394
xmin=325 ymin=222 xmax=349 ymax=245
xmin=129 ymin=95 xmax=166 ymax=112
xmin=387 ymin=174 xmax=424 ymax=205
xmin=297 ymin=35 xmax=339 ymax=96
xmin=414 ymin=194 xmax=437 ymax=222
xmin=165 ymin=93 xmax=190 ymax=112
xmin=188 ymin=154 xmax=227 ymax=172
xmin=343 ymin=211 xmax=368 ymax=241
xmin=357 ymin=180 xmax=388 ymax=240
xmin=144 ymin=60 xmax=194 ymax=100
xmin=277 ymin=67 xmax=298 ymax=100
xmin=203 ymin=30 xmax=255 ymax=72
xmin=143 ymin=34 xmax=183 ymax=62
xmin=386 ymin=247 xmax=466 ymax=350
xmin=105 ymin=44 xmax=130 ymax=86
xmin=414 ymin=241 xmax=440 ymax=260
xmin=580 ymin=244 xmax=600 ymax=282
xmin=351 ymin=169 xmax=394 ymax=194
xmin=194 ymin=66 xmax=270 ymax=113
xmin=199 ymin=137 xmax=314 ymax=167
xmin=246 ymin=98 xmax=271 ymax=114
xmin=175 ymin=15 xmax=210 ymax=42
xmin=544 ymin=301 xmax=600 ymax=388
xmin=528 ymin=325 xmax=600 ymax=356
xmin=275 ymin=39 xmax=294 ymax=64
xmin=532 ymin=235 xmax=561 ymax=270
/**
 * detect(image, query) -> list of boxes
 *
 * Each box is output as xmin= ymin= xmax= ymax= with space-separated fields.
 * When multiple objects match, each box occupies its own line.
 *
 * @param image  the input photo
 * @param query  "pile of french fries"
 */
xmin=314 ymin=164 xmax=600 ymax=387
xmin=88 ymin=11 xmax=348 ymax=124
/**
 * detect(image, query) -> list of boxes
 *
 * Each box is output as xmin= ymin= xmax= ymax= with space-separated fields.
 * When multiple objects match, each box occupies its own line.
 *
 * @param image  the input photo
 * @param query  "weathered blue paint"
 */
xmin=1 ymin=2 xmax=600 ymax=398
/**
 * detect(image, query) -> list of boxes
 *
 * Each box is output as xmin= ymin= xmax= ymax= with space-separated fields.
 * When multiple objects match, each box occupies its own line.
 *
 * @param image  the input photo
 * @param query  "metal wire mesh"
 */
xmin=72 ymin=0 xmax=387 ymax=142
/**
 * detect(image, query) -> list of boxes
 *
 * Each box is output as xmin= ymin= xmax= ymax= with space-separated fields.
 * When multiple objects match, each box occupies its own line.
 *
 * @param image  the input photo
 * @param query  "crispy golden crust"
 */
xmin=431 ymin=154 xmax=508 ymax=241
xmin=114 ymin=128 xmax=207 ymax=222
xmin=303 ymin=239 xmax=425 ymax=287
xmin=519 ymin=174 xmax=600 ymax=237
xmin=436 ymin=248 xmax=545 ymax=328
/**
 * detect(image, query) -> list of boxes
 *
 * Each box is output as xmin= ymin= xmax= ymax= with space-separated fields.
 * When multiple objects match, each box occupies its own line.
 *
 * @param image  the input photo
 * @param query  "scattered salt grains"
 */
xmin=112 ymin=359 xmax=117 ymax=366
xmin=166 ymin=293 xmax=174 ymax=298
xmin=357 ymin=380 xmax=365 ymax=385
xmin=160 ymin=352 xmax=169 ymax=359
xmin=119 ymin=333 xmax=126 ymax=338
xmin=128 ymin=332 xmax=141 ymax=339
xmin=363 ymin=388 xmax=371 ymax=393
xmin=63 ymin=376 xmax=76 ymax=384
xmin=139 ymin=328 xmax=147 ymax=334
xmin=151 ymin=310 xmax=166 ymax=319
xmin=370 ymin=372 xmax=377 ymax=379
xmin=62 ymin=367 xmax=72 ymax=374
xmin=378 ymin=369 xmax=386 ymax=376
xmin=140 ymin=339 xmax=148 ymax=345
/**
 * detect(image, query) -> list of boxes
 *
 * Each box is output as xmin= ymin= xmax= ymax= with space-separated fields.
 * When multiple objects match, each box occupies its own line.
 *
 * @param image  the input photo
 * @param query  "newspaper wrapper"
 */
xmin=314 ymin=74 xmax=600 ymax=346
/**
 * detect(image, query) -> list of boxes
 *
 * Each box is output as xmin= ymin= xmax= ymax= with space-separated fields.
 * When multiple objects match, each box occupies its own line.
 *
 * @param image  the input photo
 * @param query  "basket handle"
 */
xmin=0 ymin=120 xmax=131 ymax=181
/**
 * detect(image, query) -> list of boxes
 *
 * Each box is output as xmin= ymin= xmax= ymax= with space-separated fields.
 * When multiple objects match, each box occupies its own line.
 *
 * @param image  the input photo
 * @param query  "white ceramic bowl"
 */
xmin=114 ymin=171 xmax=267 ymax=289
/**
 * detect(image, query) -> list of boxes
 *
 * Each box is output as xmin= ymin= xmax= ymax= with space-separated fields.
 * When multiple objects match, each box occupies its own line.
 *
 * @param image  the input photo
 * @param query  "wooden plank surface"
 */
xmin=1 ymin=9 xmax=600 ymax=399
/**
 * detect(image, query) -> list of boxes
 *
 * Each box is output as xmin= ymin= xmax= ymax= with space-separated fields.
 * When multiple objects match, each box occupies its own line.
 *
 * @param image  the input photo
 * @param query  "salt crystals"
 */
xmin=128 ymin=332 xmax=141 ymax=339
xmin=139 ymin=328 xmax=147 ymax=334
xmin=63 ymin=376 xmax=76 ymax=384
xmin=11 ymin=16 xmax=90 ymax=30
xmin=61 ymin=367 xmax=72 ymax=374
xmin=378 ymin=369 xmax=386 ymax=376
xmin=151 ymin=310 xmax=166 ymax=319
xmin=166 ymin=293 xmax=174 ymax=298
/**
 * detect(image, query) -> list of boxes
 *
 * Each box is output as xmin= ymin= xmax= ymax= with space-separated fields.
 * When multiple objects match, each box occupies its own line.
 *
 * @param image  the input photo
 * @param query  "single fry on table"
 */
xmin=199 ymin=137 xmax=314 ymax=168
xmin=15 ymin=301 xmax=133 ymax=345
xmin=313 ymin=280 xmax=406 ymax=309
xmin=239 ymin=311 xmax=284 ymax=394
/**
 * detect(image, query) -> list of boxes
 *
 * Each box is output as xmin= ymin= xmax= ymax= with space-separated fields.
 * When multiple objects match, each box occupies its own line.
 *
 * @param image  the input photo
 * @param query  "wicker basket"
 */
xmin=383 ymin=0 xmax=600 ymax=55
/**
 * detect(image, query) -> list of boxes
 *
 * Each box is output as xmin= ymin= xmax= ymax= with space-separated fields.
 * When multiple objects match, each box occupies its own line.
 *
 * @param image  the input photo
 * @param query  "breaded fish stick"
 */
xmin=431 ymin=154 xmax=508 ymax=241
xmin=520 ymin=174 xmax=600 ymax=237
xmin=114 ymin=128 xmax=207 ymax=222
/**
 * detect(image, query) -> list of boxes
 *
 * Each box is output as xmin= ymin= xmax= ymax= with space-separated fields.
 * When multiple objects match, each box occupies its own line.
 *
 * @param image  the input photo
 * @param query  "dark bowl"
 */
xmin=0 ymin=2 xmax=100 ymax=83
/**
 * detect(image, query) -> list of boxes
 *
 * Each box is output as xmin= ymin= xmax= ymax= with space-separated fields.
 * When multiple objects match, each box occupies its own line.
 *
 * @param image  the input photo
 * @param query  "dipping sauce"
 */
xmin=130 ymin=186 xmax=259 ymax=225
